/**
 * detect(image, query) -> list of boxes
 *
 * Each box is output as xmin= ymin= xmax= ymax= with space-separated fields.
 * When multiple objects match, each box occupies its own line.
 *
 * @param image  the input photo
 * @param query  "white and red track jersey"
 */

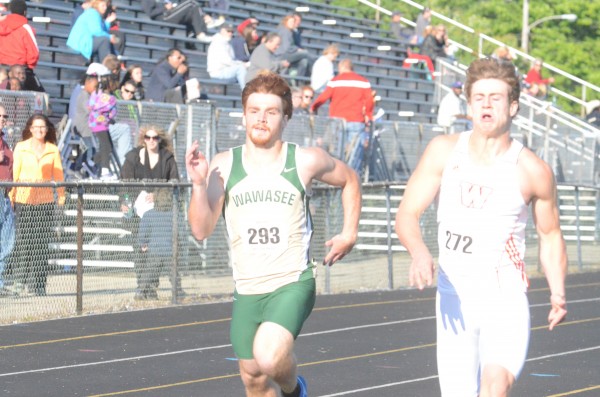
xmin=436 ymin=131 xmax=529 ymax=297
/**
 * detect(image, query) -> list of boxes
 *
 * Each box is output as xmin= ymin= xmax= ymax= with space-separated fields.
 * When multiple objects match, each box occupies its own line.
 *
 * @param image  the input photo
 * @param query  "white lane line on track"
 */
xmin=315 ymin=346 xmax=600 ymax=396
xmin=316 ymin=375 xmax=440 ymax=396
xmin=0 ymin=317 xmax=437 ymax=378
xmin=0 ymin=344 xmax=232 ymax=378
xmin=2 ymin=298 xmax=598 ymax=378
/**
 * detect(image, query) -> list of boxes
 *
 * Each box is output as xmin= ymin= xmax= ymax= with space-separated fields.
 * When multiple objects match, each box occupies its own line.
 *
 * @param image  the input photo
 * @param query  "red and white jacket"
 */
xmin=0 ymin=14 xmax=39 ymax=69
xmin=311 ymin=71 xmax=374 ymax=123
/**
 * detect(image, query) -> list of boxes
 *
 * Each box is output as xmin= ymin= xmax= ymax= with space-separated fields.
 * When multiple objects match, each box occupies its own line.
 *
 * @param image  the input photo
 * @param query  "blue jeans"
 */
xmin=345 ymin=122 xmax=368 ymax=172
xmin=0 ymin=196 xmax=16 ymax=288
xmin=209 ymin=64 xmax=247 ymax=90
xmin=109 ymin=123 xmax=133 ymax=167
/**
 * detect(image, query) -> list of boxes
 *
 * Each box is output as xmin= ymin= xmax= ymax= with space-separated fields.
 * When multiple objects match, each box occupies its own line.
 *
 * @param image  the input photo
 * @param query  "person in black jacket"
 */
xmin=120 ymin=125 xmax=179 ymax=300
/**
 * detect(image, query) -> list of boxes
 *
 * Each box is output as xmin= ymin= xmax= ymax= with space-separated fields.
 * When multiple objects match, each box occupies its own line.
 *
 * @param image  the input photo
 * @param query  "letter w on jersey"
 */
xmin=460 ymin=182 xmax=493 ymax=209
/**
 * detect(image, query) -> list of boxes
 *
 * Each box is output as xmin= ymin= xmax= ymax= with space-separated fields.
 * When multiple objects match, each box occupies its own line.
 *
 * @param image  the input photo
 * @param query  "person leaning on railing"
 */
xmin=9 ymin=114 xmax=65 ymax=297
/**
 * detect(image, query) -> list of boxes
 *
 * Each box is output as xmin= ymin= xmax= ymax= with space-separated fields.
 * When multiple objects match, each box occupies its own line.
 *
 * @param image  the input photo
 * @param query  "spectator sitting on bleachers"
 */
xmin=0 ymin=0 xmax=44 ymax=92
xmin=146 ymin=48 xmax=188 ymax=104
xmin=420 ymin=24 xmax=452 ymax=63
xmin=291 ymin=13 xmax=304 ymax=48
xmin=524 ymin=58 xmax=554 ymax=99
xmin=246 ymin=32 xmax=289 ymax=83
xmin=390 ymin=11 xmax=416 ymax=45
xmin=206 ymin=0 xmax=228 ymax=29
xmin=207 ymin=24 xmax=247 ymax=90
xmin=102 ymin=54 xmax=121 ymax=91
xmin=72 ymin=0 xmax=126 ymax=59
xmin=585 ymin=100 xmax=600 ymax=128
xmin=231 ymin=18 xmax=259 ymax=62
xmin=108 ymin=81 xmax=137 ymax=167
xmin=310 ymin=44 xmax=338 ymax=93
xmin=0 ymin=66 xmax=8 ymax=87
xmin=437 ymin=80 xmax=470 ymax=133
xmin=275 ymin=15 xmax=311 ymax=79
xmin=7 ymin=77 xmax=21 ymax=91
xmin=67 ymin=0 xmax=120 ymax=63
xmin=491 ymin=46 xmax=515 ymax=64
xmin=414 ymin=7 xmax=431 ymax=45
xmin=300 ymin=85 xmax=314 ymax=113
xmin=291 ymin=87 xmax=305 ymax=115
xmin=7 ymin=64 xmax=25 ymax=88
xmin=121 ymin=64 xmax=145 ymax=100
xmin=141 ymin=0 xmax=212 ymax=43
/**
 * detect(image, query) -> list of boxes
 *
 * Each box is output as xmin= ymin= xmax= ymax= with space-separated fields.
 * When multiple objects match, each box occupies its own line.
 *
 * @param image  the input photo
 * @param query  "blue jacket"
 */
xmin=66 ymin=8 xmax=111 ymax=60
xmin=145 ymin=60 xmax=185 ymax=102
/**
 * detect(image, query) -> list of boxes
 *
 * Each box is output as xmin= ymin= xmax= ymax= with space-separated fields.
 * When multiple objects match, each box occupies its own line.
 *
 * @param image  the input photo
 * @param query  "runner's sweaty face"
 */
xmin=243 ymin=92 xmax=288 ymax=147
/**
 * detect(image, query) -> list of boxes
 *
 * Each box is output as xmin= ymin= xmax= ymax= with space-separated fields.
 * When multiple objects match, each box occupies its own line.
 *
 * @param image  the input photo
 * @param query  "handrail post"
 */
xmin=171 ymin=185 xmax=180 ymax=304
xmin=324 ymin=188 xmax=331 ymax=295
xmin=385 ymin=185 xmax=394 ymax=290
xmin=76 ymin=184 xmax=84 ymax=315
xmin=575 ymin=186 xmax=582 ymax=271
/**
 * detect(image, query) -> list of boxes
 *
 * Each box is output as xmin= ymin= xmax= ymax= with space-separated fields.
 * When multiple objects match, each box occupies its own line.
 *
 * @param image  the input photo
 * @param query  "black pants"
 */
xmin=94 ymin=130 xmax=113 ymax=170
xmin=159 ymin=0 xmax=207 ymax=36
xmin=136 ymin=253 xmax=168 ymax=293
xmin=11 ymin=203 xmax=55 ymax=295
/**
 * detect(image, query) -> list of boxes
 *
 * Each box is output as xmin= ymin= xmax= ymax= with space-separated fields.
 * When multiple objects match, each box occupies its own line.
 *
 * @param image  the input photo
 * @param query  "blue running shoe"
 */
xmin=297 ymin=375 xmax=308 ymax=397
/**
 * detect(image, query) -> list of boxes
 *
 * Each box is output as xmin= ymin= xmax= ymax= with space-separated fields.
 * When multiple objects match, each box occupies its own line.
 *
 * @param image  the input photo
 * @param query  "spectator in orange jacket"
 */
xmin=10 ymin=114 xmax=64 ymax=297
xmin=0 ymin=0 xmax=44 ymax=91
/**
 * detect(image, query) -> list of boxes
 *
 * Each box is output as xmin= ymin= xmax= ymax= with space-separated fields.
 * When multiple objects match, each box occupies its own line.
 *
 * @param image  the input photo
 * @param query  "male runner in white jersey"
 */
xmin=395 ymin=58 xmax=567 ymax=397
xmin=185 ymin=72 xmax=361 ymax=397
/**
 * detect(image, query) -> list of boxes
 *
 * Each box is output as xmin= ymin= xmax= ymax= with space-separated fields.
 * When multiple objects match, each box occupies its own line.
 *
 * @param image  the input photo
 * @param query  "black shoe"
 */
xmin=134 ymin=289 xmax=146 ymax=301
xmin=145 ymin=289 xmax=158 ymax=300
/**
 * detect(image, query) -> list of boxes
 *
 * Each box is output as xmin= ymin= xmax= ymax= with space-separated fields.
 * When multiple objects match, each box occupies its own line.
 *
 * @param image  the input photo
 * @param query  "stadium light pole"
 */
xmin=522 ymin=5 xmax=577 ymax=53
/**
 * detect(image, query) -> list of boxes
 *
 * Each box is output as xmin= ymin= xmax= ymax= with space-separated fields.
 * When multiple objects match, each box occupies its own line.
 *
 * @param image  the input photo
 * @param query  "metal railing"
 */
xmin=356 ymin=0 xmax=600 ymax=114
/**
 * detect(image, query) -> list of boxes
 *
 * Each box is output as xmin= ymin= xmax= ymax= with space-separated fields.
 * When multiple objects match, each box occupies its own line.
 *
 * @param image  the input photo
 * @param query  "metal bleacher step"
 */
xmin=48 ymin=259 xmax=134 ymax=268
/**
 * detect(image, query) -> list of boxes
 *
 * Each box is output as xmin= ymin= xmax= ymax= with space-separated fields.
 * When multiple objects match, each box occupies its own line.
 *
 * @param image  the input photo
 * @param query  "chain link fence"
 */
xmin=0 ymin=89 xmax=51 ymax=149
xmin=2 ymin=94 xmax=600 ymax=324
xmin=1 ymin=180 xmax=599 ymax=325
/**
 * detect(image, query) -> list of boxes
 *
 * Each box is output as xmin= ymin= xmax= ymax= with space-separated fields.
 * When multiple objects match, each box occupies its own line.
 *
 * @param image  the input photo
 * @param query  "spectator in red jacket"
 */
xmin=524 ymin=59 xmax=554 ymax=98
xmin=0 ymin=0 xmax=44 ymax=92
xmin=311 ymin=58 xmax=374 ymax=172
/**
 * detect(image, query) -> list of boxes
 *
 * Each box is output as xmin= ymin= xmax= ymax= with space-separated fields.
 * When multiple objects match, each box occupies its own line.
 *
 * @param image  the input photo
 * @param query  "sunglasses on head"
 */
xmin=144 ymin=135 xmax=161 ymax=141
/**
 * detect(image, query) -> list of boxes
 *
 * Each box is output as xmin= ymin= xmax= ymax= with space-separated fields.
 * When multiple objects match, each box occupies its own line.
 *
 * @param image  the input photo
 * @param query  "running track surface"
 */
xmin=1 ymin=272 xmax=599 ymax=397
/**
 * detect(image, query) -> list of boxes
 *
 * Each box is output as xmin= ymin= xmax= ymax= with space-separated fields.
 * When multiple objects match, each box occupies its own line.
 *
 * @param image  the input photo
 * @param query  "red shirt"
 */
xmin=524 ymin=67 xmax=551 ymax=86
xmin=0 ymin=14 xmax=39 ymax=69
xmin=311 ymin=71 xmax=374 ymax=123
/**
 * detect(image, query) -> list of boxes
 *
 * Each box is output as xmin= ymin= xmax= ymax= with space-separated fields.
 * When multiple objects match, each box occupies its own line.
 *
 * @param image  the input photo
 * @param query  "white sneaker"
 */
xmin=100 ymin=168 xmax=118 ymax=181
xmin=197 ymin=33 xmax=213 ymax=43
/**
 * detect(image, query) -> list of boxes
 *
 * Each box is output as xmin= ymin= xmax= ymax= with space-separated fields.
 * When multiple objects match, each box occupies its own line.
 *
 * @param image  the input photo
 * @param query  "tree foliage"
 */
xmin=328 ymin=0 xmax=599 ymax=108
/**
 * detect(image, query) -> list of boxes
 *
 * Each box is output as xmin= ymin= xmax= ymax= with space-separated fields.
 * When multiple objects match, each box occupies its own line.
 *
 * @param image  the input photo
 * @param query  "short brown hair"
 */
xmin=242 ymin=72 xmax=293 ymax=120
xmin=465 ymin=58 xmax=520 ymax=104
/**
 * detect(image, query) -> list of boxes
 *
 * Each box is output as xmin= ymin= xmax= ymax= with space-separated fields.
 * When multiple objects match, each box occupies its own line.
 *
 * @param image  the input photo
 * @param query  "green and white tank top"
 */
xmin=224 ymin=142 xmax=314 ymax=294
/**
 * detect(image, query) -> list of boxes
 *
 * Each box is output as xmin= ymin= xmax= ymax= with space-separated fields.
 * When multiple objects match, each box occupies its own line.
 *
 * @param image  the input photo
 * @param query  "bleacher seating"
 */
xmin=26 ymin=0 xmax=437 ymax=123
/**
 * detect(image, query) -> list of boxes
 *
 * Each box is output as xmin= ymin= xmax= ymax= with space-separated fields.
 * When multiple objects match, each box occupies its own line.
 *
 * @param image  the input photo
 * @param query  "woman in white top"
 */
xmin=310 ymin=44 xmax=339 ymax=93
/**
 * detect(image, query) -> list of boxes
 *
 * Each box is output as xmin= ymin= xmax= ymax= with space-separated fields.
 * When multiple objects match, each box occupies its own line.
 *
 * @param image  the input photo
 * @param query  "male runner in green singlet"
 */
xmin=186 ymin=72 xmax=361 ymax=397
